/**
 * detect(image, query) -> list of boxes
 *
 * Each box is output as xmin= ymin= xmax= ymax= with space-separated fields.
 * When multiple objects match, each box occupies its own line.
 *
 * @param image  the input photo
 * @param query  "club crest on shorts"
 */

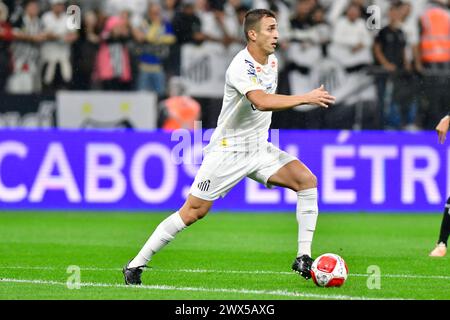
xmin=198 ymin=180 xmax=211 ymax=192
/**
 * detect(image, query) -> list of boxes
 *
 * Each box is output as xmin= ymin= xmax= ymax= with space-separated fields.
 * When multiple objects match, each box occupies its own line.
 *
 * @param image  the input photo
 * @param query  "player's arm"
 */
xmin=436 ymin=114 xmax=450 ymax=144
xmin=246 ymin=85 xmax=336 ymax=112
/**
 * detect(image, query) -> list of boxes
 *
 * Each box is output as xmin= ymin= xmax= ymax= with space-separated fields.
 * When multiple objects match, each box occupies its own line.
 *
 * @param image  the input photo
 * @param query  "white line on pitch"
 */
xmin=0 ymin=278 xmax=405 ymax=300
xmin=1 ymin=265 xmax=450 ymax=280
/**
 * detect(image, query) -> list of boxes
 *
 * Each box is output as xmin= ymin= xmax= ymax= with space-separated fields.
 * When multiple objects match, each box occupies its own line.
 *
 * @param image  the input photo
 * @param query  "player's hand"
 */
xmin=307 ymin=85 xmax=336 ymax=108
xmin=436 ymin=115 xmax=450 ymax=144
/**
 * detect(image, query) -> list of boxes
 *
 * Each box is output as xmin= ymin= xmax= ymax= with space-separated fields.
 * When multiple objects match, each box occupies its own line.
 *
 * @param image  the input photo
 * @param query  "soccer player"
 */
xmin=123 ymin=9 xmax=336 ymax=284
xmin=429 ymin=113 xmax=450 ymax=257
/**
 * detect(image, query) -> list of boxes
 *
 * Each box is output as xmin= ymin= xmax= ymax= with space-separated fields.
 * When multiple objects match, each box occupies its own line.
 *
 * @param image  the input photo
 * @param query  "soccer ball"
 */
xmin=310 ymin=253 xmax=348 ymax=287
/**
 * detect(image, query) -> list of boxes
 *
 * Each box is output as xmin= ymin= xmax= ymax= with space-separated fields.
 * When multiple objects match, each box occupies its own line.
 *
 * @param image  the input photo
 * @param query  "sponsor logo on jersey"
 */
xmin=245 ymin=59 xmax=258 ymax=84
xmin=221 ymin=138 xmax=228 ymax=147
xmin=245 ymin=59 xmax=255 ymax=71
xmin=198 ymin=180 xmax=211 ymax=192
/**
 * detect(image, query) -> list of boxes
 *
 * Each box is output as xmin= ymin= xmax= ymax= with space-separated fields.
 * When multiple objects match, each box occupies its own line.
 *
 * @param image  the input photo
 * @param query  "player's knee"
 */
xmin=181 ymin=201 xmax=210 ymax=225
xmin=294 ymin=173 xmax=317 ymax=191
xmin=192 ymin=201 xmax=209 ymax=218
xmin=195 ymin=208 xmax=209 ymax=220
xmin=185 ymin=207 xmax=209 ymax=225
xmin=309 ymin=173 xmax=318 ymax=188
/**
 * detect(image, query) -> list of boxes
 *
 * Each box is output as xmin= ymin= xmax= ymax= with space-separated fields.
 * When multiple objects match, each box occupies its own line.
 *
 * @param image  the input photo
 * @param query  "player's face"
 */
xmin=255 ymin=16 xmax=279 ymax=55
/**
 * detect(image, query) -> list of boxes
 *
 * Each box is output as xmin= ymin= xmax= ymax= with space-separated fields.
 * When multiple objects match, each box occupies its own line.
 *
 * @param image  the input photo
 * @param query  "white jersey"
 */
xmin=205 ymin=47 xmax=278 ymax=152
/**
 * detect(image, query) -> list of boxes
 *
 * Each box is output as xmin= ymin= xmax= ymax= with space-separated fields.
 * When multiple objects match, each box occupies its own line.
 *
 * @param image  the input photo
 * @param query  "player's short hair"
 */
xmin=243 ymin=9 xmax=276 ymax=41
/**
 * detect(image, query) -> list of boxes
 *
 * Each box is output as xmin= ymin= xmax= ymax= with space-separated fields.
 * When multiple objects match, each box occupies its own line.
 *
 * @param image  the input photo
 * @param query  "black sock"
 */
xmin=437 ymin=197 xmax=450 ymax=246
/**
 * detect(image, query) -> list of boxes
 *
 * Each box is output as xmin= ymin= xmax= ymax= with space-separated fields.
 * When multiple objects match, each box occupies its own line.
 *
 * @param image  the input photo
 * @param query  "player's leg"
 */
xmin=129 ymin=195 xmax=212 ymax=267
xmin=429 ymin=196 xmax=450 ymax=257
xmin=123 ymin=195 xmax=213 ymax=285
xmin=248 ymin=143 xmax=318 ymax=279
xmin=267 ymin=159 xmax=318 ymax=252
xmin=124 ymin=150 xmax=248 ymax=285
xmin=266 ymin=159 xmax=318 ymax=279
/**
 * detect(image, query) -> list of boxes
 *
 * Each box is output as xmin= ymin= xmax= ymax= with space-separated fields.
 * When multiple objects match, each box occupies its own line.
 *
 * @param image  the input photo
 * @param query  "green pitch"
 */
xmin=0 ymin=212 xmax=449 ymax=300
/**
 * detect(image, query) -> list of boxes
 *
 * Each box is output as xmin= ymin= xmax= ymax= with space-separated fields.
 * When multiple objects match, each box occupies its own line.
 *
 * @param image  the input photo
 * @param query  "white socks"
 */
xmin=128 ymin=211 xmax=187 ymax=268
xmin=296 ymin=188 xmax=319 ymax=257
xmin=128 ymin=190 xmax=318 ymax=268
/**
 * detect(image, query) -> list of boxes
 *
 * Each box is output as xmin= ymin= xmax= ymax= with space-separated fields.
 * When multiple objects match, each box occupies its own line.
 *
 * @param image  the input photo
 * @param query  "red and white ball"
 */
xmin=311 ymin=253 xmax=348 ymax=287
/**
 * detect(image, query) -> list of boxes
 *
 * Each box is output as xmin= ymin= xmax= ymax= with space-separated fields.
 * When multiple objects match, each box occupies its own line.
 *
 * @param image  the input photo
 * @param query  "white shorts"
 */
xmin=190 ymin=143 xmax=297 ymax=201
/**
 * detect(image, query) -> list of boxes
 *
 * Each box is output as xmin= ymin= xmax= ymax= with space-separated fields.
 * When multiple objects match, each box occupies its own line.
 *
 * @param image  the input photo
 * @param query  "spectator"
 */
xmin=2 ymin=0 xmax=14 ymax=17
xmin=417 ymin=0 xmax=450 ymax=129
xmin=160 ymin=76 xmax=201 ymax=130
xmin=351 ymin=0 xmax=370 ymax=20
xmin=279 ymin=0 xmax=320 ymax=128
xmin=171 ymin=0 xmax=206 ymax=75
xmin=40 ymin=0 xmax=78 ymax=92
xmin=71 ymin=10 xmax=101 ymax=90
xmin=195 ymin=0 xmax=243 ymax=128
xmin=198 ymin=0 xmax=238 ymax=49
xmin=399 ymin=1 xmax=421 ymax=71
xmin=328 ymin=0 xmax=370 ymax=22
xmin=289 ymin=0 xmax=315 ymax=38
xmin=5 ymin=0 xmax=23 ymax=25
xmin=0 ymin=1 xmax=13 ymax=92
xmin=223 ymin=0 xmax=247 ymax=47
xmin=94 ymin=12 xmax=133 ymax=90
xmin=172 ymin=0 xmax=205 ymax=45
xmin=160 ymin=0 xmax=182 ymax=78
xmin=134 ymin=2 xmax=176 ymax=97
xmin=311 ymin=4 xmax=331 ymax=56
xmin=9 ymin=0 xmax=45 ymax=93
xmin=374 ymin=1 xmax=416 ymax=129
xmin=287 ymin=0 xmax=322 ymax=77
xmin=161 ymin=0 xmax=180 ymax=22
xmin=319 ymin=0 xmax=333 ymax=8
xmin=102 ymin=0 xmax=148 ymax=28
xmin=399 ymin=0 xmax=421 ymax=130
xmin=328 ymin=2 xmax=373 ymax=71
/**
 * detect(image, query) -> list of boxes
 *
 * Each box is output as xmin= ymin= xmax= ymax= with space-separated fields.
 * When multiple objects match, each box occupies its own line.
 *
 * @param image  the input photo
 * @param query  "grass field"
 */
xmin=0 ymin=211 xmax=449 ymax=300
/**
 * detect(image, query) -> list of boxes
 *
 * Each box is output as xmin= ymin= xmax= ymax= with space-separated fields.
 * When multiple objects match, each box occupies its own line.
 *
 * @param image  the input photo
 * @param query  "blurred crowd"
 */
xmin=0 ymin=0 xmax=449 ymax=130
